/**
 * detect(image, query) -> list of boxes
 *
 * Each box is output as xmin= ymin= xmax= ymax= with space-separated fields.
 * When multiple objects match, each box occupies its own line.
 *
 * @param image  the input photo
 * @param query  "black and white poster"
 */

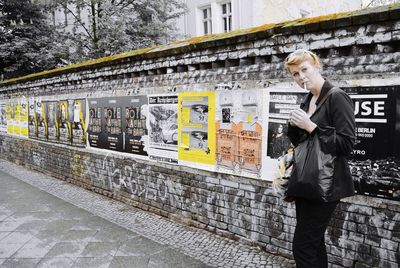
xmin=103 ymin=98 xmax=124 ymax=151
xmin=88 ymin=98 xmax=103 ymax=149
xmin=124 ymin=95 xmax=148 ymax=156
xmin=267 ymin=91 xmax=307 ymax=159
xmin=345 ymin=86 xmax=400 ymax=201
xmin=148 ymin=94 xmax=178 ymax=164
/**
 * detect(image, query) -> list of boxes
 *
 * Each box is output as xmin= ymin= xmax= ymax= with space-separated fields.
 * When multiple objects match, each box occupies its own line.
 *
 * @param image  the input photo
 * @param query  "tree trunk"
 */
xmin=90 ymin=0 xmax=98 ymax=45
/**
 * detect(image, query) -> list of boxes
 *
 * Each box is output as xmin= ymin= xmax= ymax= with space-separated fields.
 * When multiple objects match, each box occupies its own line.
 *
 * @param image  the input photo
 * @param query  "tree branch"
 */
xmin=62 ymin=3 xmax=95 ymax=43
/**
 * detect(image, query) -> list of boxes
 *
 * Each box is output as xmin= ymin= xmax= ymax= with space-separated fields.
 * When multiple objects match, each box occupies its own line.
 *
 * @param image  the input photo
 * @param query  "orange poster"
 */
xmin=216 ymin=90 xmax=263 ymax=177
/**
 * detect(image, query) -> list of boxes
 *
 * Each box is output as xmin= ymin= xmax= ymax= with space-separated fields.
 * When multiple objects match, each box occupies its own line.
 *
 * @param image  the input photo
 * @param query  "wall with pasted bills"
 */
xmin=1 ymin=4 xmax=400 ymax=268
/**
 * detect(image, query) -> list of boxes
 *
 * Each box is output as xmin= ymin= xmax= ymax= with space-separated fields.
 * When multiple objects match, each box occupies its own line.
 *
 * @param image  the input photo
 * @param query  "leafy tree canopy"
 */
xmin=48 ymin=0 xmax=187 ymax=61
xmin=0 ymin=0 xmax=65 ymax=80
xmin=0 ymin=0 xmax=187 ymax=80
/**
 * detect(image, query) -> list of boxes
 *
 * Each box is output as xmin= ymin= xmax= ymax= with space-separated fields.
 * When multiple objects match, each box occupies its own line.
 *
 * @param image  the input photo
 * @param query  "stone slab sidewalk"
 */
xmin=0 ymin=160 xmax=294 ymax=268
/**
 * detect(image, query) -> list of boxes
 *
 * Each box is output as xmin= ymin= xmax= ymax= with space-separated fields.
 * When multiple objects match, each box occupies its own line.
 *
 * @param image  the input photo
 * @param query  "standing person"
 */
xmin=284 ymin=49 xmax=356 ymax=268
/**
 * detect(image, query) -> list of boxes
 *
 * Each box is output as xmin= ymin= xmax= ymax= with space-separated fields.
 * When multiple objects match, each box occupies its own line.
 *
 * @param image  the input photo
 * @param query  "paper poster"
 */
xmin=345 ymin=87 xmax=397 ymax=160
xmin=47 ymin=101 xmax=58 ymax=142
xmin=267 ymin=91 xmax=306 ymax=159
xmin=216 ymin=90 xmax=263 ymax=177
xmin=13 ymin=99 xmax=21 ymax=136
xmin=72 ymin=99 xmax=86 ymax=147
xmin=103 ymin=97 xmax=124 ymax=151
xmin=0 ymin=102 xmax=7 ymax=133
xmin=178 ymin=92 xmax=216 ymax=168
xmin=58 ymin=100 xmax=72 ymax=145
xmin=19 ymin=97 xmax=29 ymax=138
xmin=344 ymin=86 xmax=400 ymax=201
xmin=28 ymin=98 xmax=37 ymax=139
xmin=37 ymin=99 xmax=47 ymax=140
xmin=7 ymin=102 xmax=14 ymax=134
xmin=88 ymin=98 xmax=103 ymax=148
xmin=262 ymin=89 xmax=307 ymax=181
xmin=124 ymin=95 xmax=148 ymax=156
xmin=148 ymin=94 xmax=178 ymax=164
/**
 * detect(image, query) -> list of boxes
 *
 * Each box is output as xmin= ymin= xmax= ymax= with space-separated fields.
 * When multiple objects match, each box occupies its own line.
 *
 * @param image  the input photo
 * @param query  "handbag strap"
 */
xmin=313 ymin=87 xmax=341 ymax=115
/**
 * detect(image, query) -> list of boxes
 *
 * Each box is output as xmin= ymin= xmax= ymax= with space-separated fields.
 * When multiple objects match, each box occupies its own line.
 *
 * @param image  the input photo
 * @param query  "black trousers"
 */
xmin=293 ymin=198 xmax=339 ymax=268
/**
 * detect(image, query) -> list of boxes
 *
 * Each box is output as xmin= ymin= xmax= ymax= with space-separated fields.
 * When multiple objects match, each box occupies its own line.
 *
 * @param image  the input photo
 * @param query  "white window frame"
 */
xmin=221 ymin=1 xmax=232 ymax=33
xmin=201 ymin=6 xmax=212 ymax=35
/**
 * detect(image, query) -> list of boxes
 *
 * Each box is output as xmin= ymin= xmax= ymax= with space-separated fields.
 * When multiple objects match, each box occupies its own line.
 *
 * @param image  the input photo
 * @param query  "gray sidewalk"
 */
xmin=0 ymin=160 xmax=294 ymax=268
xmin=0 ymin=169 xmax=209 ymax=268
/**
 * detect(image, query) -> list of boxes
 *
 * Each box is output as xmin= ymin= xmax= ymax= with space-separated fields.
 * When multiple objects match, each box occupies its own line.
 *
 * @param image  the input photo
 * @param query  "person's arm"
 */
xmin=310 ymin=90 xmax=355 ymax=156
xmin=287 ymin=123 xmax=308 ymax=147
xmin=328 ymin=90 xmax=356 ymax=156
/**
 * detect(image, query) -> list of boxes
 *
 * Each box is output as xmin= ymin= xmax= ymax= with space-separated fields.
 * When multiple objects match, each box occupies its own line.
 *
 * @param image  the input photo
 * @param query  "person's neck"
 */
xmin=310 ymin=77 xmax=325 ymax=98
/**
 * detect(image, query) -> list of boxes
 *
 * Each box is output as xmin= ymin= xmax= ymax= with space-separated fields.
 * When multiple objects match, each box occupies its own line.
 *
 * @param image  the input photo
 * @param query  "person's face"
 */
xmin=287 ymin=60 xmax=322 ymax=91
xmin=277 ymin=125 xmax=283 ymax=133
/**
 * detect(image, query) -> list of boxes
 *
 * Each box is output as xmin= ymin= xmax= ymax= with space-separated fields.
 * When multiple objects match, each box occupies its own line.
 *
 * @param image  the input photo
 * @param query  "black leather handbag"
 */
xmin=286 ymin=88 xmax=340 ymax=202
xmin=286 ymin=127 xmax=336 ymax=201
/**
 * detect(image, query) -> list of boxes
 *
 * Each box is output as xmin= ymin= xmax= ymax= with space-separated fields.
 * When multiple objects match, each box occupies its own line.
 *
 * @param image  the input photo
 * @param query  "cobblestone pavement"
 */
xmin=0 ymin=160 xmax=295 ymax=268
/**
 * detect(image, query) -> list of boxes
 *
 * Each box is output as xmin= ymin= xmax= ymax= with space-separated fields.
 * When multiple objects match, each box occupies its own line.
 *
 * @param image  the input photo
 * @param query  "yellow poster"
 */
xmin=6 ymin=102 xmax=14 ymax=134
xmin=20 ymin=97 xmax=29 ymax=137
xmin=13 ymin=100 xmax=21 ymax=136
xmin=178 ymin=92 xmax=216 ymax=167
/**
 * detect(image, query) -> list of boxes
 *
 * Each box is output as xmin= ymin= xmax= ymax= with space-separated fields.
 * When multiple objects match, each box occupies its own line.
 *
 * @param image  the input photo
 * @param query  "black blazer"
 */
xmin=287 ymin=80 xmax=356 ymax=202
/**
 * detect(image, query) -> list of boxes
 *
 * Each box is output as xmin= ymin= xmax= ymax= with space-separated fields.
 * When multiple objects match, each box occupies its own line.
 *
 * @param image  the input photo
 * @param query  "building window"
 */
xmin=221 ymin=2 xmax=232 ymax=32
xmin=202 ymin=7 xmax=212 ymax=34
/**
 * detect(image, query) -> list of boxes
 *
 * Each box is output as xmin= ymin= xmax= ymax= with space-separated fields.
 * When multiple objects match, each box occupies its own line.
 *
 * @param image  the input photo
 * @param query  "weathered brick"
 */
xmin=220 ymin=179 xmax=239 ymax=189
xmin=380 ymin=238 xmax=399 ymax=251
xmin=205 ymin=176 xmax=220 ymax=185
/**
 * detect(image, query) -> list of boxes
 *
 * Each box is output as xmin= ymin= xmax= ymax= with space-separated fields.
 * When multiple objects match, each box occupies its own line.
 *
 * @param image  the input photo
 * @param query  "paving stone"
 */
xmin=80 ymin=242 xmax=120 ymax=257
xmin=44 ymin=241 xmax=89 ymax=258
xmin=11 ymin=240 xmax=56 ymax=258
xmin=0 ymin=232 xmax=12 ymax=242
xmin=0 ymin=258 xmax=41 ymax=268
xmin=0 ymin=231 xmax=34 ymax=245
xmin=0 ymin=221 xmax=22 ymax=232
xmin=109 ymin=256 xmax=150 ymax=268
xmin=0 ymin=243 xmax=24 ymax=258
xmin=60 ymin=229 xmax=98 ymax=242
xmin=72 ymin=256 xmax=113 ymax=268
xmin=35 ymin=257 xmax=75 ymax=268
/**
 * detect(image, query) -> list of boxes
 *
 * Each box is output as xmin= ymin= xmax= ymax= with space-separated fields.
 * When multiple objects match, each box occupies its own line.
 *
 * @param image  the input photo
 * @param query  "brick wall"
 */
xmin=1 ymin=135 xmax=399 ymax=267
xmin=1 ymin=5 xmax=400 ymax=268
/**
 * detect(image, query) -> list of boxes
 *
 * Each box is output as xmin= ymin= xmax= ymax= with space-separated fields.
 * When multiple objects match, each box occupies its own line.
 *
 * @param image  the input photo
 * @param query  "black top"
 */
xmin=287 ymin=80 xmax=356 ymax=201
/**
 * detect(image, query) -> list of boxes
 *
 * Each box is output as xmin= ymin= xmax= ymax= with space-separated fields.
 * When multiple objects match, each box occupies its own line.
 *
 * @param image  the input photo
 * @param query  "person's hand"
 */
xmin=288 ymin=108 xmax=317 ymax=133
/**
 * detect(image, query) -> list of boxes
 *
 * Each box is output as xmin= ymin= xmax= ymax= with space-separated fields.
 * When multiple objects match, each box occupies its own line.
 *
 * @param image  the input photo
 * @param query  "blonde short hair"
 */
xmin=284 ymin=49 xmax=322 ymax=71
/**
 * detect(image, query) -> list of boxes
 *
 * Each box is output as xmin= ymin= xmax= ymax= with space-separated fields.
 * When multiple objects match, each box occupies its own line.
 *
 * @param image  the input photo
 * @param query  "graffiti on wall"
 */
xmin=3 ymin=86 xmax=400 ymax=201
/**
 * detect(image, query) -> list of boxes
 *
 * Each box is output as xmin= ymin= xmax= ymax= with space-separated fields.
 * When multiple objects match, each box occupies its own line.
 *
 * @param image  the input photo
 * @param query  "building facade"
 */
xmin=176 ymin=0 xmax=363 ymax=38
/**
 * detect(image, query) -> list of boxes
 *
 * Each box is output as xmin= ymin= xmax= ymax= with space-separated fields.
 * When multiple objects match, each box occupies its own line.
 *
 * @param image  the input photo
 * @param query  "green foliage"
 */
xmin=0 ymin=0 xmax=64 ymax=80
xmin=0 ymin=0 xmax=186 ymax=80
xmin=49 ymin=0 xmax=187 ymax=61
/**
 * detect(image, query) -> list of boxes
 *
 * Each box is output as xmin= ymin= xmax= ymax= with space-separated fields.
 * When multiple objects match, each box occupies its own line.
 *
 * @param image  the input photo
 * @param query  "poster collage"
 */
xmin=0 ymin=87 xmax=399 ymax=199
xmin=0 ymin=89 xmax=307 ymax=181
